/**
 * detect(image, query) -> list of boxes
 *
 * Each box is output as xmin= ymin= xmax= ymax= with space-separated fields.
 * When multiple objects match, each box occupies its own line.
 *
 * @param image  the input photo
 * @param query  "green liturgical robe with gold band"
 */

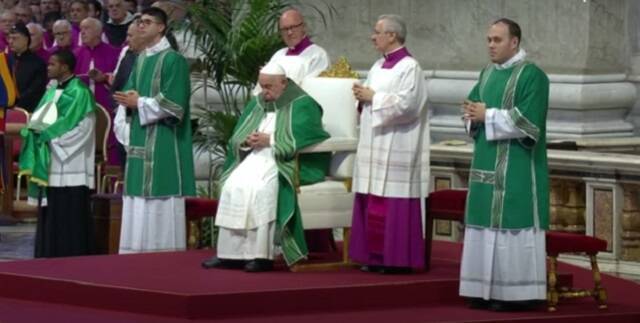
xmin=465 ymin=60 xmax=550 ymax=231
xmin=217 ymin=80 xmax=330 ymax=266
xmin=122 ymin=46 xmax=195 ymax=198
xmin=19 ymin=77 xmax=95 ymax=201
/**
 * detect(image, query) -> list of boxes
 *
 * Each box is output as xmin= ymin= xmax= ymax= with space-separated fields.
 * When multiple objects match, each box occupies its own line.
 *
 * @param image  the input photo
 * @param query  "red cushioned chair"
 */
xmin=546 ymin=231 xmax=608 ymax=312
xmin=424 ymin=189 xmax=467 ymax=271
xmin=184 ymin=197 xmax=218 ymax=249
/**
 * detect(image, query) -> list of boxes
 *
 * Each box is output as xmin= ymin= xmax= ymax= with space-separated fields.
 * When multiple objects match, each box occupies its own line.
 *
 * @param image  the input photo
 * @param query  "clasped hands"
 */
xmin=462 ymin=100 xmax=486 ymax=122
xmin=352 ymin=83 xmax=374 ymax=102
xmin=244 ymin=132 xmax=270 ymax=149
xmin=113 ymin=90 xmax=140 ymax=109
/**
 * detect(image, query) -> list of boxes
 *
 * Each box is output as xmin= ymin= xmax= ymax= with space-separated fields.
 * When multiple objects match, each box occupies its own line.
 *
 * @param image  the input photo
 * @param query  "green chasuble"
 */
xmin=19 ymin=78 xmax=94 ymax=196
xmin=465 ymin=61 xmax=550 ymax=230
xmin=123 ymin=48 xmax=195 ymax=197
xmin=221 ymin=80 xmax=330 ymax=265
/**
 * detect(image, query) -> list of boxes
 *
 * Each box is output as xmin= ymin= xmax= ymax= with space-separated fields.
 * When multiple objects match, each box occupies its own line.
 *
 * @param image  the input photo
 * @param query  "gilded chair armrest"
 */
xmin=300 ymin=137 xmax=358 ymax=153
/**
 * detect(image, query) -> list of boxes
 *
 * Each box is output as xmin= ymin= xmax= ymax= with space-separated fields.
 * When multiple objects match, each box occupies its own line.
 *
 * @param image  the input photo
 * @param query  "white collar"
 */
xmin=145 ymin=37 xmax=170 ymax=57
xmin=495 ymin=48 xmax=526 ymax=70
xmin=108 ymin=12 xmax=135 ymax=25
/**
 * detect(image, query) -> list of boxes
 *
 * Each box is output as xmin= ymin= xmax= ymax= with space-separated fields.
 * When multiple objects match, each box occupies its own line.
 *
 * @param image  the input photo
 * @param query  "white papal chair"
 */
xmin=292 ymin=73 xmax=359 ymax=271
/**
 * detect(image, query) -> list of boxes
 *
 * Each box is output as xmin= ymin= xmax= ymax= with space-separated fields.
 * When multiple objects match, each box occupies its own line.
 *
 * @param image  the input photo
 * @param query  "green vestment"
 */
xmin=19 ymin=77 xmax=95 ymax=196
xmin=465 ymin=61 xmax=550 ymax=230
xmin=123 ymin=48 xmax=195 ymax=197
xmin=221 ymin=80 xmax=330 ymax=265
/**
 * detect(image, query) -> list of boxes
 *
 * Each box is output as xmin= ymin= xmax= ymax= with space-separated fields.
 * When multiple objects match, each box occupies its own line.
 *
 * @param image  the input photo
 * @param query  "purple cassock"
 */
xmin=0 ymin=33 xmax=6 ymax=53
xmin=43 ymin=31 xmax=55 ymax=50
xmin=73 ymin=42 xmax=121 ymax=165
xmin=34 ymin=47 xmax=51 ymax=63
xmin=348 ymin=46 xmax=425 ymax=269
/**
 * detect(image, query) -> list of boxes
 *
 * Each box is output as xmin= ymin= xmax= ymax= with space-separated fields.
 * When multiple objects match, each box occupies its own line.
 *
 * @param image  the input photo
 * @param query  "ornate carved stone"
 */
xmin=562 ymin=181 xmax=586 ymax=234
xmin=550 ymin=179 xmax=567 ymax=231
xmin=621 ymin=184 xmax=640 ymax=261
xmin=319 ymin=57 xmax=360 ymax=79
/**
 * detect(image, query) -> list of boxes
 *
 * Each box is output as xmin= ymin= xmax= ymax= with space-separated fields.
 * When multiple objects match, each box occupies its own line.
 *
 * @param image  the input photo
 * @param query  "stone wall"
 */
xmin=301 ymin=0 xmax=640 ymax=141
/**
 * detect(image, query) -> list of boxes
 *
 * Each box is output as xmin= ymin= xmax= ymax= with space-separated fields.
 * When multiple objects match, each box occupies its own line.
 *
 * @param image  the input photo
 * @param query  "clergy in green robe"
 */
xmin=113 ymin=7 xmax=195 ymax=254
xmin=19 ymin=49 xmax=96 ymax=257
xmin=459 ymin=18 xmax=550 ymax=311
xmin=202 ymin=62 xmax=330 ymax=272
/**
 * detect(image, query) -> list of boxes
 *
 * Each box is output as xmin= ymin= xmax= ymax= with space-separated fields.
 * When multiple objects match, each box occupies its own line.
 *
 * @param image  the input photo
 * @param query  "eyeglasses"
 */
xmin=53 ymin=31 xmax=70 ymax=36
xmin=279 ymin=22 xmax=303 ymax=33
xmin=136 ymin=18 xmax=160 ymax=27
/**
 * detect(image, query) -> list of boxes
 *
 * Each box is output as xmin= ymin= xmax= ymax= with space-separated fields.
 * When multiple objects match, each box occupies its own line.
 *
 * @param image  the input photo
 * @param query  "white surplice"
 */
xmin=459 ymin=49 xmax=547 ymax=301
xmin=352 ymin=52 xmax=430 ymax=199
xmin=114 ymin=37 xmax=188 ymax=254
xmin=215 ymin=113 xmax=279 ymax=260
xmin=253 ymin=43 xmax=330 ymax=95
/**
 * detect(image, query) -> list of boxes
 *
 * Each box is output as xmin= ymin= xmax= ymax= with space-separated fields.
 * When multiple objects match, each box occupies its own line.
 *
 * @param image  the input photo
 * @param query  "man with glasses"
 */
xmin=113 ymin=7 xmax=195 ymax=254
xmin=49 ymin=19 xmax=76 ymax=52
xmin=265 ymin=8 xmax=329 ymax=85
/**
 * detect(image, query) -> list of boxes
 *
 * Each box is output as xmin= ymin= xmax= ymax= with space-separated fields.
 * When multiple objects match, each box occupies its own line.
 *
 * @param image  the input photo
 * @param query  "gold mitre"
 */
xmin=319 ymin=57 xmax=359 ymax=79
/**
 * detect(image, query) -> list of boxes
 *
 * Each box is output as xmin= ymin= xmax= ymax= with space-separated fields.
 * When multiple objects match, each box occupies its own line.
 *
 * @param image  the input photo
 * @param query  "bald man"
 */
xmin=73 ymin=17 xmax=120 ymax=164
xmin=265 ymin=8 xmax=330 ymax=84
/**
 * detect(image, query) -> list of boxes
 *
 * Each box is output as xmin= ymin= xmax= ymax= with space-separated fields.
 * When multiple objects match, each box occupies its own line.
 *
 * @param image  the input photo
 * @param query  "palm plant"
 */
xmin=187 ymin=0 xmax=334 ymax=198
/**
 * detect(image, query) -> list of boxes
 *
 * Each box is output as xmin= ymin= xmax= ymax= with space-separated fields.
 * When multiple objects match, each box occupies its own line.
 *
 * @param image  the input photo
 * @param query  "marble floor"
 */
xmin=0 ymin=222 xmax=35 ymax=261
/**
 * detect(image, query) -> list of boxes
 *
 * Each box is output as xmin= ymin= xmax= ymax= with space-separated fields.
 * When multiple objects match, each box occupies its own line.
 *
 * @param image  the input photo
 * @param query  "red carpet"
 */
xmin=0 ymin=241 xmax=639 ymax=322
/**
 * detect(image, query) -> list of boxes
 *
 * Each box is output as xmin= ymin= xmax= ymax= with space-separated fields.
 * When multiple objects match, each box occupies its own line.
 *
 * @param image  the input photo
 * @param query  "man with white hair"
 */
xmin=74 ymin=17 xmax=120 ymax=164
xmin=104 ymin=0 xmax=135 ymax=47
xmin=201 ymin=61 xmax=331 ymax=272
xmin=49 ymin=19 xmax=75 ymax=52
xmin=27 ymin=22 xmax=49 ymax=61
xmin=350 ymin=14 xmax=429 ymax=274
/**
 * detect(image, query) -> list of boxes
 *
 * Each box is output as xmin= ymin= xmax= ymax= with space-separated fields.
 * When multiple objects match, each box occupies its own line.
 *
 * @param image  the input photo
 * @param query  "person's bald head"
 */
xmin=278 ymin=9 xmax=306 ymax=49
xmin=151 ymin=0 xmax=186 ymax=24
xmin=125 ymin=21 xmax=145 ymax=53
xmin=0 ymin=11 xmax=17 ymax=34
xmin=27 ymin=22 xmax=44 ymax=50
xmin=80 ymin=17 xmax=102 ymax=47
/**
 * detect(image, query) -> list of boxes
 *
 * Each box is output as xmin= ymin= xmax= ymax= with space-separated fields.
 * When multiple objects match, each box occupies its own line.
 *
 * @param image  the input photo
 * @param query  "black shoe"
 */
xmin=380 ymin=266 xmax=412 ymax=275
xmin=490 ymin=300 xmax=544 ymax=312
xmin=360 ymin=265 xmax=383 ymax=273
xmin=201 ymin=257 xmax=245 ymax=269
xmin=465 ymin=297 xmax=490 ymax=309
xmin=244 ymin=259 xmax=274 ymax=272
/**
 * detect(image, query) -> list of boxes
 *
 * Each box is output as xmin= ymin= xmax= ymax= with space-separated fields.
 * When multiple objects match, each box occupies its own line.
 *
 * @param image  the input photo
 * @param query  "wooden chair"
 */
xmin=424 ymin=189 xmax=467 ymax=271
xmin=8 ymin=108 xmax=29 ymax=201
xmin=546 ymin=231 xmax=608 ymax=312
xmin=184 ymin=197 xmax=218 ymax=249
xmin=94 ymin=104 xmax=122 ymax=193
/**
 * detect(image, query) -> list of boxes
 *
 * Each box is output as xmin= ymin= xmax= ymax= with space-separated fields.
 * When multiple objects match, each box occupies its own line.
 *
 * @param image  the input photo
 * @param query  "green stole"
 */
xmin=222 ymin=80 xmax=330 ymax=265
xmin=18 ymin=77 xmax=95 ymax=199
xmin=465 ymin=61 xmax=550 ymax=230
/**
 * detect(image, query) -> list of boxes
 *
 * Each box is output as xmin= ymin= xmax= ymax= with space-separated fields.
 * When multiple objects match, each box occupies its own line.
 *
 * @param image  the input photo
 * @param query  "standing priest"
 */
xmin=350 ymin=14 xmax=429 ymax=274
xmin=201 ymin=62 xmax=330 ymax=272
xmin=19 ymin=49 xmax=96 ymax=258
xmin=113 ymin=7 xmax=195 ymax=254
xmin=459 ymin=18 xmax=549 ymax=311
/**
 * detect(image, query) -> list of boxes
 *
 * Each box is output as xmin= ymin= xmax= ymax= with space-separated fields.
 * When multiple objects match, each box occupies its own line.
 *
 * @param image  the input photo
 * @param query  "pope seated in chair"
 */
xmin=201 ymin=62 xmax=330 ymax=272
